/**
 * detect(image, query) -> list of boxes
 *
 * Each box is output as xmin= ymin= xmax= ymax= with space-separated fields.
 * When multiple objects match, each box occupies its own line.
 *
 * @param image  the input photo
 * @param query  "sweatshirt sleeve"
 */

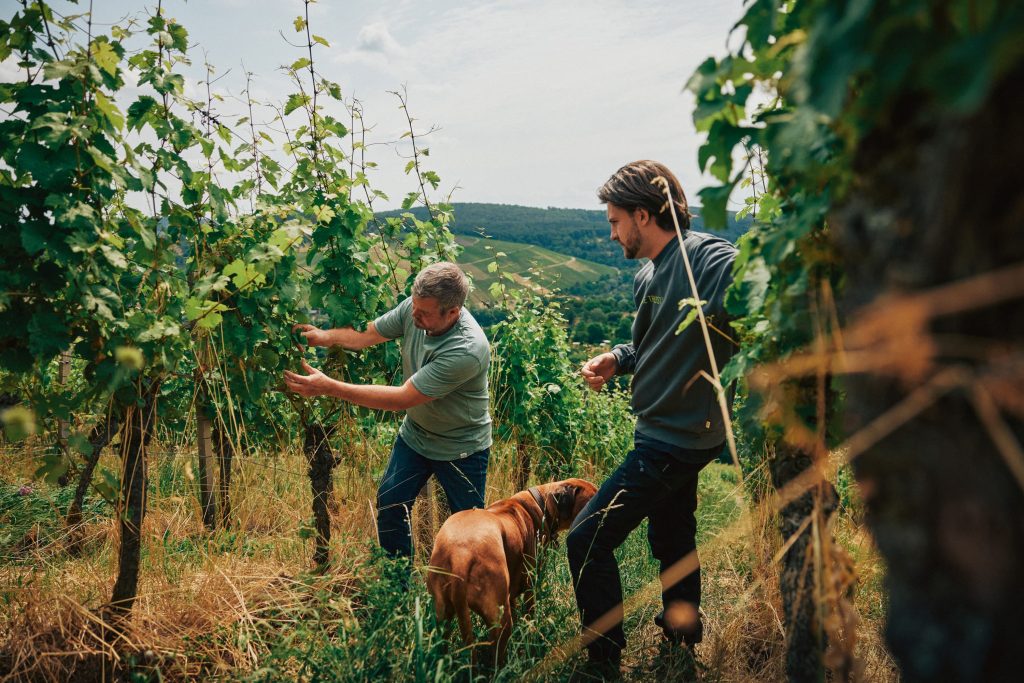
xmin=701 ymin=240 xmax=738 ymax=316
xmin=611 ymin=342 xmax=636 ymax=375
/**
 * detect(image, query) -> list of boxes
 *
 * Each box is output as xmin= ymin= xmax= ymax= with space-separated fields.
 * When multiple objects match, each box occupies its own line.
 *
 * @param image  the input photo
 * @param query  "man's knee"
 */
xmin=648 ymin=527 xmax=691 ymax=560
xmin=566 ymin=522 xmax=595 ymax=566
xmin=376 ymin=486 xmax=412 ymax=523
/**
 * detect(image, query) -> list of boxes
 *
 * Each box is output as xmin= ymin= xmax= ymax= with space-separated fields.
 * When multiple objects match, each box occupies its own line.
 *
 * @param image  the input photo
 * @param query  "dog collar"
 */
xmin=527 ymin=486 xmax=545 ymax=515
xmin=532 ymin=485 xmax=548 ymax=524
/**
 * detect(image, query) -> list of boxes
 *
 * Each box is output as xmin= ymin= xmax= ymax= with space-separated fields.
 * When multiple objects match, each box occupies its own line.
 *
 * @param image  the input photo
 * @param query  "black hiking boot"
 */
xmin=655 ymin=606 xmax=703 ymax=648
xmin=569 ymin=651 xmax=623 ymax=681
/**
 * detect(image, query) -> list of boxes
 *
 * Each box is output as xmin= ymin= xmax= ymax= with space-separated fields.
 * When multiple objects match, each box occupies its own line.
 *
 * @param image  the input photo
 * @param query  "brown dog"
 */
xmin=426 ymin=478 xmax=597 ymax=663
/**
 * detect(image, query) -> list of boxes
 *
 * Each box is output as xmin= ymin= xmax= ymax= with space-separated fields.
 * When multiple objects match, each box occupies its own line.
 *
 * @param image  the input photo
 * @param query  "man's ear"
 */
xmin=634 ymin=207 xmax=652 ymax=228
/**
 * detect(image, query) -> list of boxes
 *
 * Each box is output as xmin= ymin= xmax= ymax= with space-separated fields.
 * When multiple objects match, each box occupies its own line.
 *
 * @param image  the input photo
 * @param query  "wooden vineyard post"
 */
xmin=56 ymin=350 xmax=72 ymax=486
xmin=196 ymin=404 xmax=217 ymax=530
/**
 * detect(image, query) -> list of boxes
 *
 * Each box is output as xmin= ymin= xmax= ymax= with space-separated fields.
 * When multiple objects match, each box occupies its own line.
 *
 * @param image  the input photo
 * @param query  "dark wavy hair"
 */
xmin=597 ymin=160 xmax=691 ymax=232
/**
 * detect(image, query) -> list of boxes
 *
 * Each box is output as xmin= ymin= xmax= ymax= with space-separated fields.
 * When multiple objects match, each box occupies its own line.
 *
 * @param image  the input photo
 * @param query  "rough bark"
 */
xmin=834 ymin=64 xmax=1024 ymax=682
xmin=65 ymin=412 xmax=121 ymax=554
xmin=304 ymin=422 xmax=336 ymax=570
xmin=104 ymin=388 xmax=157 ymax=624
xmin=769 ymin=377 xmax=840 ymax=683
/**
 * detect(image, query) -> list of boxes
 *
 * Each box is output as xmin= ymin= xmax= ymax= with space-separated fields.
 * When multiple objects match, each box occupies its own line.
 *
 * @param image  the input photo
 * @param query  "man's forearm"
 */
xmin=325 ymin=327 xmax=378 ymax=350
xmin=330 ymin=380 xmax=415 ymax=411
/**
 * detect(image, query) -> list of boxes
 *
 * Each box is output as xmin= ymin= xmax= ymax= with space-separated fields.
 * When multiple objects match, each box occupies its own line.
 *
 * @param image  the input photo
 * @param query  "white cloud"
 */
xmin=356 ymin=22 xmax=403 ymax=57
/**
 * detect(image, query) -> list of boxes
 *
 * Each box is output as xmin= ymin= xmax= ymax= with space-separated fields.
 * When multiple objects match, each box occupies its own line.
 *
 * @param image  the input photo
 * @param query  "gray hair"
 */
xmin=412 ymin=262 xmax=469 ymax=312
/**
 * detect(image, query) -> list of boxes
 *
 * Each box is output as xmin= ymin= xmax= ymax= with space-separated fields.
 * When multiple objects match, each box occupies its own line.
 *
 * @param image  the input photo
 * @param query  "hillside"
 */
xmin=381 ymin=203 xmax=752 ymax=270
xmin=455 ymin=234 xmax=618 ymax=308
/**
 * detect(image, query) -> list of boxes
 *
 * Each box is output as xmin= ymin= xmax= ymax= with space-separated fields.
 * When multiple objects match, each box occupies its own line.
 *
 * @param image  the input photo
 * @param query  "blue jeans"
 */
xmin=376 ymin=435 xmax=489 ymax=560
xmin=566 ymin=430 xmax=719 ymax=659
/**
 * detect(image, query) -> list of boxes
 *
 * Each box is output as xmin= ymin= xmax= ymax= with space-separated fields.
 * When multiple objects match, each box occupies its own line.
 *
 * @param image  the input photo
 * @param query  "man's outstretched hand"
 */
xmin=283 ymin=359 xmax=336 ymax=398
xmin=292 ymin=323 xmax=332 ymax=349
xmin=581 ymin=352 xmax=618 ymax=392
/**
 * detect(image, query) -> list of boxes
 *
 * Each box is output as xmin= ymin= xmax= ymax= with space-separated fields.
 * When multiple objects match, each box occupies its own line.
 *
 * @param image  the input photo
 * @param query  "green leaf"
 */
xmin=216 ymin=124 xmax=232 ymax=145
xmin=291 ymin=57 xmax=311 ymax=71
xmin=223 ymin=259 xmax=266 ymax=290
xmin=284 ymin=93 xmax=310 ymax=115
xmin=293 ymin=16 xmax=306 ymax=32
xmin=93 ymin=90 xmax=124 ymax=130
xmin=69 ymin=432 xmax=94 ymax=457
xmin=185 ymin=293 xmax=230 ymax=328
xmin=126 ymin=96 xmax=159 ymax=131
xmin=312 ymin=204 xmax=335 ymax=224
xmin=697 ymin=179 xmax=738 ymax=230
xmin=312 ymin=34 xmax=330 ymax=47
xmin=93 ymin=468 xmax=119 ymax=505
xmin=268 ymin=225 xmax=300 ymax=251
xmin=675 ymin=298 xmax=707 ymax=335
xmin=137 ymin=319 xmax=181 ymax=343
xmin=34 ymin=452 xmax=70 ymax=484
xmin=698 ymin=120 xmax=746 ymax=182
xmin=1 ymin=405 xmax=36 ymax=441
xmin=90 ymin=40 xmax=119 ymax=76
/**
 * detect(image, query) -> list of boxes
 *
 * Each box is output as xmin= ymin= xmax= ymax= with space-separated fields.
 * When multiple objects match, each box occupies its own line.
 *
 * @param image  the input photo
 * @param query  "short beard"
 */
xmin=620 ymin=233 xmax=641 ymax=259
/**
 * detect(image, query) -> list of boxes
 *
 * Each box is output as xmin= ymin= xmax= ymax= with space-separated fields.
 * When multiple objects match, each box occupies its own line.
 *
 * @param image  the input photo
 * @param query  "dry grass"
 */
xmin=1 ymin=436 xmax=896 ymax=682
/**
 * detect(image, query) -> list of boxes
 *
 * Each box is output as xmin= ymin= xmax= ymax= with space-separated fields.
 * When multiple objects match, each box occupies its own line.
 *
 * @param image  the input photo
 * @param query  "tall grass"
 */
xmin=0 ymin=426 xmax=896 ymax=681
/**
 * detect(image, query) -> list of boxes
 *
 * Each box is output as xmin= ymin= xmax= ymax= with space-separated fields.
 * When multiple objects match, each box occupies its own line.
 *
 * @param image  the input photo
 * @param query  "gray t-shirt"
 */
xmin=374 ymin=297 xmax=492 ymax=460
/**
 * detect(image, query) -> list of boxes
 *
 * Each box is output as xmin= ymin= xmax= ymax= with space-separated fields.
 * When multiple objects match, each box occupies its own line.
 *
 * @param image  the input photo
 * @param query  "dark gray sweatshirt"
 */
xmin=611 ymin=231 xmax=738 ymax=450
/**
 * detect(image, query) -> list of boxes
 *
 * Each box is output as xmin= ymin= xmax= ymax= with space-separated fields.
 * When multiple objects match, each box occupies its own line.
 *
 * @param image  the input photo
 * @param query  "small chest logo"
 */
xmin=644 ymin=295 xmax=664 ymax=305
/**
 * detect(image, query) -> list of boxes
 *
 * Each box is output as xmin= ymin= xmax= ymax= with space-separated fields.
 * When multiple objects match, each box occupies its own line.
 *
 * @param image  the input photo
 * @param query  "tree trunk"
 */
xmin=104 ymin=388 xmax=157 ymax=624
xmin=769 ymin=377 xmax=839 ymax=683
xmin=196 ymin=405 xmax=217 ymax=530
xmin=304 ymin=422 xmax=336 ymax=570
xmin=66 ymin=412 xmax=121 ymax=554
xmin=834 ymin=63 xmax=1024 ymax=682
xmin=215 ymin=424 xmax=234 ymax=528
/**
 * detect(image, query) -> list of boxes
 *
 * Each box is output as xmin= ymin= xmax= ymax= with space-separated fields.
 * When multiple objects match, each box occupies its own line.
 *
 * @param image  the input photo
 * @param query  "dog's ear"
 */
xmin=553 ymin=484 xmax=577 ymax=523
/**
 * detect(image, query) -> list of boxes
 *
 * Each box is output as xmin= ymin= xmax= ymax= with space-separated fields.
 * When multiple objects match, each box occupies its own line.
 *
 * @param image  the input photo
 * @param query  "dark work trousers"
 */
xmin=376 ymin=434 xmax=489 ymax=561
xmin=566 ymin=430 xmax=720 ymax=659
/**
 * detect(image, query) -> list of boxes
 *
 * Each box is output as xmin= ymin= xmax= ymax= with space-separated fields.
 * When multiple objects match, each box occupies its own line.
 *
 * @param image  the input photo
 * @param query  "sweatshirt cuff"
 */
xmin=610 ymin=345 xmax=634 ymax=375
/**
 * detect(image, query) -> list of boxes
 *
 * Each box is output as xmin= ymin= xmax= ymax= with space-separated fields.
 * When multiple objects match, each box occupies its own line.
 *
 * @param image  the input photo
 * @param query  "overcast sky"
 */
xmin=13 ymin=0 xmax=749 ymax=211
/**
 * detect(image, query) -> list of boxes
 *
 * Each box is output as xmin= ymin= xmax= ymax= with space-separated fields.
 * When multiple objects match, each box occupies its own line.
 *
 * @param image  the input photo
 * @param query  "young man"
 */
xmin=283 ymin=262 xmax=491 ymax=566
xmin=567 ymin=160 xmax=738 ymax=670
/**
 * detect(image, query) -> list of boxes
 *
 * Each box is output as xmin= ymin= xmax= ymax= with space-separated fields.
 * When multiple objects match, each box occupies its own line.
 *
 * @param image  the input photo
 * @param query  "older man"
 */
xmin=284 ymin=262 xmax=492 ymax=565
xmin=568 ymin=160 xmax=738 ymax=672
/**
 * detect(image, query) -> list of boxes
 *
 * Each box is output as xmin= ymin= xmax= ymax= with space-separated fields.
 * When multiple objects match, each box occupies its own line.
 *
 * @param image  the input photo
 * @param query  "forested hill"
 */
xmin=380 ymin=203 xmax=753 ymax=269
